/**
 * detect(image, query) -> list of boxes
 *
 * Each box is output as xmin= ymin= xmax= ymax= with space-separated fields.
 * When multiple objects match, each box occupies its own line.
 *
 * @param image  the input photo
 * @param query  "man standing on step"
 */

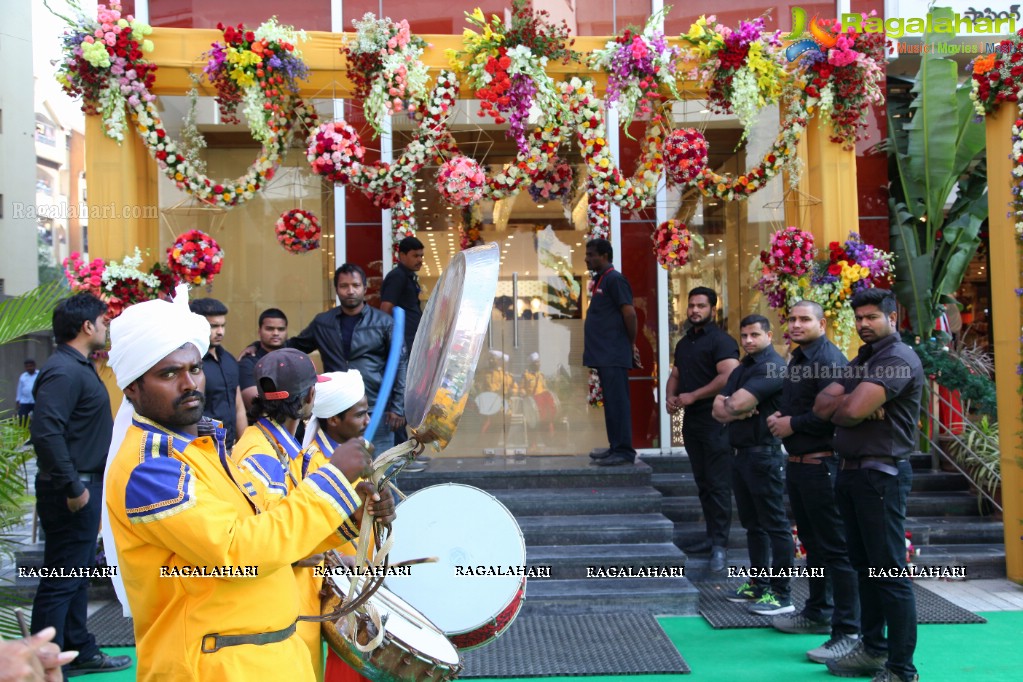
xmin=713 ymin=314 xmax=793 ymax=615
xmin=766 ymin=301 xmax=861 ymax=661
xmin=665 ymin=287 xmax=739 ymax=573
xmin=813 ymin=288 xmax=923 ymax=682
xmin=583 ymin=238 xmax=641 ymax=467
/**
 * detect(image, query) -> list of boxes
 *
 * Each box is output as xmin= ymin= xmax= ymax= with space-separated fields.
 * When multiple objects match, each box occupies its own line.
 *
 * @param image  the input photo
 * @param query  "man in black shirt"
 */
xmin=582 ymin=238 xmax=640 ymax=467
xmin=30 ymin=293 xmax=132 ymax=676
xmin=665 ymin=287 xmax=739 ymax=572
xmin=767 ymin=301 xmax=861 ymax=661
xmin=380 ymin=236 xmax=425 ymax=353
xmin=814 ymin=289 xmax=923 ymax=682
xmin=239 ymin=308 xmax=289 ymax=413
xmin=190 ymin=298 xmax=246 ymax=446
xmin=713 ymin=314 xmax=792 ymax=614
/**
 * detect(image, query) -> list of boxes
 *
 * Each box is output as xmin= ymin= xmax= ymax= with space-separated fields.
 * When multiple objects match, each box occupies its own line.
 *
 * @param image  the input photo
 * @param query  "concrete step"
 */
xmin=487 ymin=487 xmax=663 ymax=517
xmin=913 ymin=543 xmax=1007 ymax=578
xmin=526 ymin=542 xmax=686 ymax=580
xmin=672 ymin=522 xmax=748 ymax=551
xmin=651 ymin=473 xmax=698 ymax=497
xmin=642 ymin=455 xmax=692 ymax=474
xmin=652 ymin=470 xmax=967 ymax=496
xmin=521 ymin=577 xmax=698 ymax=616
xmin=517 ymin=514 xmax=674 ymax=546
xmin=399 ymin=455 xmax=652 ymax=492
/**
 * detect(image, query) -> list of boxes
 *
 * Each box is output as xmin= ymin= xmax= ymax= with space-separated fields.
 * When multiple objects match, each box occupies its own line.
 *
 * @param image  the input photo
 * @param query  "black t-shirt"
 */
xmin=339 ymin=314 xmax=359 ymax=359
xmin=672 ymin=322 xmax=739 ymax=416
xmin=380 ymin=263 xmax=423 ymax=350
xmin=202 ymin=347 xmax=241 ymax=444
xmin=583 ymin=266 xmax=634 ymax=368
xmin=779 ymin=335 xmax=848 ymax=456
xmin=238 ymin=344 xmax=270 ymax=391
xmin=721 ymin=346 xmax=785 ymax=448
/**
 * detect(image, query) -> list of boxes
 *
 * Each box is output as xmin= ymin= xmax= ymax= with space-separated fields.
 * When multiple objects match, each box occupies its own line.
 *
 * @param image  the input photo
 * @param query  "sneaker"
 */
xmin=825 ymin=640 xmax=886 ymax=678
xmin=725 ymin=582 xmax=761 ymax=603
xmin=65 ymin=651 xmax=133 ymax=677
xmin=807 ymin=634 xmax=862 ymax=663
xmin=748 ymin=592 xmax=796 ymax=615
xmin=772 ymin=611 xmax=831 ymax=634
xmin=871 ymin=668 xmax=918 ymax=682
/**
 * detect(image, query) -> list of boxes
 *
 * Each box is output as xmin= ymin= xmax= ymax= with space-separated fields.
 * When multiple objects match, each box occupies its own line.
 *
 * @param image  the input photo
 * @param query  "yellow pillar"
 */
xmin=802 ymin=116 xmax=859 ymax=247
xmin=986 ymin=104 xmax=1023 ymax=583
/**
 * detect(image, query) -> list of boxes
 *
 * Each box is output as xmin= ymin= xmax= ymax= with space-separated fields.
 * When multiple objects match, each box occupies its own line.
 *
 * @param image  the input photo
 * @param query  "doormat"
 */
xmin=461 ymin=612 xmax=690 ymax=677
xmin=88 ymin=602 xmax=135 ymax=647
xmin=695 ymin=580 xmax=987 ymax=629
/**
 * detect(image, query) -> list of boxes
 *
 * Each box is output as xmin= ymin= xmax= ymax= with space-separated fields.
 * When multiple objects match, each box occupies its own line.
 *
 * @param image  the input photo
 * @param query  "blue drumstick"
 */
xmin=365 ymin=307 xmax=405 ymax=445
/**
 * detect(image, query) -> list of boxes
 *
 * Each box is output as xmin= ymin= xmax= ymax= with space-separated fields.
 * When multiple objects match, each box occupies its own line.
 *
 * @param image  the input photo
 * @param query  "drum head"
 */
xmin=404 ymin=244 xmax=500 ymax=450
xmin=387 ymin=484 xmax=526 ymax=638
xmin=475 ymin=391 xmax=504 ymax=416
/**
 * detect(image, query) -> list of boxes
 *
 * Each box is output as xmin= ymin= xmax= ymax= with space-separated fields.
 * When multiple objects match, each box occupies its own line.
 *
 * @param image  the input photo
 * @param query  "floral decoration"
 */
xmin=663 ymin=128 xmax=708 ymax=186
xmin=527 ymin=158 xmax=574 ymax=204
xmin=459 ymin=205 xmax=484 ymax=250
xmin=795 ymin=17 xmax=886 ymax=149
xmin=969 ymin=28 xmax=1023 ymax=116
xmin=53 ymin=0 xmax=156 ymax=142
xmin=342 ymin=13 xmax=430 ymax=137
xmin=391 ymin=185 xmax=419 ymax=257
xmin=587 ymin=195 xmax=611 ymax=239
xmin=307 ymin=121 xmax=366 ymax=184
xmin=168 ymin=229 xmax=225 ymax=287
xmin=680 ymin=15 xmax=786 ymax=141
xmin=436 ymin=156 xmax=486 ymax=207
xmin=754 ymin=229 xmax=894 ymax=349
xmin=589 ymin=7 xmax=680 ymax=129
xmin=587 ymin=368 xmax=604 ymax=408
xmin=275 ymin=209 xmax=321 ymax=253
xmin=447 ymin=0 xmax=575 ymax=153
xmin=63 ymin=248 xmax=176 ymax=320
xmin=652 ymin=220 xmax=702 ymax=269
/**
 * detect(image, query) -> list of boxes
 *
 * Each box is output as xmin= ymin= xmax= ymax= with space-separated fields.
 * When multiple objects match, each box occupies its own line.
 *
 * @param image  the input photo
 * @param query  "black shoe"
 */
xmin=592 ymin=453 xmax=635 ymax=466
xmin=65 ymin=652 xmax=133 ymax=677
xmin=683 ymin=539 xmax=713 ymax=554
xmin=825 ymin=640 xmax=886 ymax=678
xmin=709 ymin=546 xmax=727 ymax=573
xmin=589 ymin=448 xmax=611 ymax=460
xmin=773 ymin=611 xmax=832 ymax=635
xmin=403 ymin=460 xmax=427 ymax=473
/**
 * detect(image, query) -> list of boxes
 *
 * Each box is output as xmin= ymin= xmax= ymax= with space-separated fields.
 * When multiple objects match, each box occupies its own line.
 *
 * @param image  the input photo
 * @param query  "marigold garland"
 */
xmin=275 ymin=209 xmax=321 ymax=253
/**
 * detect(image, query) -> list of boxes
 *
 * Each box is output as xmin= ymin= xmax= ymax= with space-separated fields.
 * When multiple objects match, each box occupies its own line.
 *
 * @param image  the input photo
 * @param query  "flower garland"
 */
xmin=527 ymin=158 xmax=574 ymax=204
xmin=587 ymin=195 xmax=611 ymax=239
xmin=652 ymin=220 xmax=702 ymax=269
xmin=63 ymin=248 xmax=176 ymax=320
xmin=275 ymin=209 xmax=321 ymax=253
xmin=390 ymin=186 xmax=418 ymax=261
xmin=447 ymin=0 xmax=575 ymax=154
xmin=168 ymin=229 xmax=225 ymax=287
xmin=679 ymin=15 xmax=786 ymax=142
xmin=342 ymin=13 xmax=430 ymax=137
xmin=459 ymin=205 xmax=484 ymax=250
xmin=587 ymin=368 xmax=605 ymax=408
xmin=663 ymin=128 xmax=708 ymax=187
xmin=588 ymin=7 xmax=681 ymax=129
xmin=436 ymin=156 xmax=486 ymax=207
xmin=307 ymin=121 xmax=366 ymax=183
xmin=753 ymin=229 xmax=894 ymax=350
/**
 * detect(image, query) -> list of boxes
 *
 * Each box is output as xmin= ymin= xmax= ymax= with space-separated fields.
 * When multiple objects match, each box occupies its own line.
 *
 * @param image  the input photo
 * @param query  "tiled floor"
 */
xmin=917 ymin=578 xmax=1023 ymax=612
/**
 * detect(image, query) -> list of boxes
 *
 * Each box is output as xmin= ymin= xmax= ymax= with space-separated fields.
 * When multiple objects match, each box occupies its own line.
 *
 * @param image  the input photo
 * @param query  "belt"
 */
xmin=840 ymin=456 xmax=899 ymax=475
xmin=201 ymin=623 xmax=297 ymax=653
xmin=734 ymin=446 xmax=781 ymax=456
xmin=787 ymin=451 xmax=834 ymax=465
xmin=37 ymin=472 xmax=103 ymax=483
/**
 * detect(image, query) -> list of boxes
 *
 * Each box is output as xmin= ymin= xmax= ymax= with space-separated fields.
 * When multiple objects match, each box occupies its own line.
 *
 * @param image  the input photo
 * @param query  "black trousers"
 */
xmin=682 ymin=417 xmax=732 ymax=547
xmin=31 ymin=478 xmax=103 ymax=661
xmin=836 ymin=461 xmax=917 ymax=679
xmin=787 ymin=457 xmax=860 ymax=634
xmin=732 ymin=447 xmax=793 ymax=598
xmin=596 ymin=366 xmax=635 ymax=459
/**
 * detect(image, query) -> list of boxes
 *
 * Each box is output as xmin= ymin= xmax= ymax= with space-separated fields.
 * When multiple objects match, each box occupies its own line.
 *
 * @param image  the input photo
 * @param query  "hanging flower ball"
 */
xmin=436 ymin=156 xmax=486 ymax=207
xmin=307 ymin=121 xmax=365 ymax=184
xmin=167 ymin=229 xmax=224 ymax=287
xmin=527 ymin=158 xmax=574 ymax=203
xmin=651 ymin=220 xmax=694 ymax=269
xmin=275 ymin=209 xmax=321 ymax=254
xmin=663 ymin=128 xmax=709 ymax=187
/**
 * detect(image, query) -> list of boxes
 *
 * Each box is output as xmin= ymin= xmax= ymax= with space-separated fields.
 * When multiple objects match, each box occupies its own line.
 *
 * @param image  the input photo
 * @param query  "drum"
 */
xmin=322 ymin=571 xmax=462 ymax=682
xmin=386 ymin=484 xmax=526 ymax=650
xmin=475 ymin=391 xmax=504 ymax=416
xmin=525 ymin=390 xmax=560 ymax=427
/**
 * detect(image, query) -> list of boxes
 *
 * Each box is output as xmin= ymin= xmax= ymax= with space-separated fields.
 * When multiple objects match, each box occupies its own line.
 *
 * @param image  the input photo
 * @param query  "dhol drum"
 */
xmin=524 ymin=390 xmax=560 ymax=428
xmin=322 ymin=569 xmax=462 ymax=682
xmin=474 ymin=391 xmax=504 ymax=416
xmin=386 ymin=484 xmax=527 ymax=650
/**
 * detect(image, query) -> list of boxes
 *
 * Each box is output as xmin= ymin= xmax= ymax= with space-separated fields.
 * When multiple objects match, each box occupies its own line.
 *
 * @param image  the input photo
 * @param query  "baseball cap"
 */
xmin=255 ymin=348 xmax=330 ymax=400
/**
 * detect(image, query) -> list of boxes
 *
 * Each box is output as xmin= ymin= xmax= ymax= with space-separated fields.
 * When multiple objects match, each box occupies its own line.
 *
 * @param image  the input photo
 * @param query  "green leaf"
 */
xmin=0 ymin=280 xmax=70 ymax=347
xmin=890 ymin=199 xmax=935 ymax=336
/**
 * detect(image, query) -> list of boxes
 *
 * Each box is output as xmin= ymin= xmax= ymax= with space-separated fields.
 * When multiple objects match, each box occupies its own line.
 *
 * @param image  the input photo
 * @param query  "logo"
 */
xmin=784 ymin=7 xmax=839 ymax=62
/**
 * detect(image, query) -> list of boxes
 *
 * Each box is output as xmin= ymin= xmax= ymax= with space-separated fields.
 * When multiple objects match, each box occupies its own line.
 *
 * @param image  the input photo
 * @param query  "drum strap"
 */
xmin=200 ymin=622 xmax=296 ymax=653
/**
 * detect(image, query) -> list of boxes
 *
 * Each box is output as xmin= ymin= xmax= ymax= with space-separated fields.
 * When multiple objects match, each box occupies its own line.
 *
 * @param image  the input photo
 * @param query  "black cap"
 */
xmin=254 ymin=348 xmax=329 ymax=401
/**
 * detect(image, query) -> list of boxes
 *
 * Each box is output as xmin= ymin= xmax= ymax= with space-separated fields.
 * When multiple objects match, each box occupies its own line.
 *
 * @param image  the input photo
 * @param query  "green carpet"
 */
xmin=90 ymin=611 xmax=1023 ymax=680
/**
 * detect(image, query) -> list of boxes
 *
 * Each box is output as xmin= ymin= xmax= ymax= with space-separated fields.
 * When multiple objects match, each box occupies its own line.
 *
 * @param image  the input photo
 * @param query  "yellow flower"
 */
xmin=230 ymin=67 xmax=256 ymax=88
xmin=469 ymin=8 xmax=485 ymax=23
xmin=482 ymin=24 xmax=504 ymax=43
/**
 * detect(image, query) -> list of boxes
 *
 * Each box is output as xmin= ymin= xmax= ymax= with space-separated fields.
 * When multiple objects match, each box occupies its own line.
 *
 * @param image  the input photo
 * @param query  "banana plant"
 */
xmin=883 ymin=5 xmax=988 ymax=338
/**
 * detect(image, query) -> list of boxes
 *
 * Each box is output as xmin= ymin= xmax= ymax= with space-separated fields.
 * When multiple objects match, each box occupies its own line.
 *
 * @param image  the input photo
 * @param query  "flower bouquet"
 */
xmin=527 ymin=159 xmax=574 ymax=204
xmin=64 ymin=248 xmax=176 ymax=319
xmin=588 ymin=8 xmax=680 ymax=128
xmin=342 ymin=13 xmax=430 ymax=137
xmin=168 ymin=230 xmax=225 ymax=287
xmin=663 ymin=128 xmax=708 ymax=186
xmin=276 ymin=209 xmax=321 ymax=253
xmin=652 ymin=220 xmax=702 ymax=269
xmin=436 ymin=156 xmax=486 ymax=207
xmin=969 ymin=28 xmax=1023 ymax=116
xmin=447 ymin=0 xmax=576 ymax=153
xmin=307 ymin=121 xmax=366 ymax=184
xmin=679 ymin=15 xmax=786 ymax=141
xmin=53 ymin=1 xmax=156 ymax=141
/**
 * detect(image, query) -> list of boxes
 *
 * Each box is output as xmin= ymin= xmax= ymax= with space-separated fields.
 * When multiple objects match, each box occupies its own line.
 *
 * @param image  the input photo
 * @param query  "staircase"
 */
xmin=648 ymin=453 xmax=1006 ymax=579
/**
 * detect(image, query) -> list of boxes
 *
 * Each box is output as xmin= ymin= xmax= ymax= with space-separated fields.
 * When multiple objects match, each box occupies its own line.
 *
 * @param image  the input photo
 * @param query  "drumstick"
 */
xmin=390 ymin=557 xmax=439 ymax=568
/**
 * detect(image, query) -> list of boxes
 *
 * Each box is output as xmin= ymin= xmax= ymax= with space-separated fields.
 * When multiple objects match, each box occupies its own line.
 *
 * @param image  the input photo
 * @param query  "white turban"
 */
xmin=529 ymin=352 xmax=540 ymax=362
xmin=302 ymin=370 xmax=365 ymax=449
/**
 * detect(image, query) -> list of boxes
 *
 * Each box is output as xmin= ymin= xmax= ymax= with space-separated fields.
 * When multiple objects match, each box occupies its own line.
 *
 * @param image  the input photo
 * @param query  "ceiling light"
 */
xmin=700 ymin=108 xmax=709 ymax=114
xmin=417 ymin=188 xmax=426 ymax=193
xmin=536 ymin=204 xmax=545 ymax=209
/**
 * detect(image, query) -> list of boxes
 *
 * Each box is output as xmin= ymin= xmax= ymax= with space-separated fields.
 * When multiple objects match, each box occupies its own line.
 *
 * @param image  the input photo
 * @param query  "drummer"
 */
xmin=481 ymin=350 xmax=519 ymax=396
xmin=104 ymin=297 xmax=394 ymax=681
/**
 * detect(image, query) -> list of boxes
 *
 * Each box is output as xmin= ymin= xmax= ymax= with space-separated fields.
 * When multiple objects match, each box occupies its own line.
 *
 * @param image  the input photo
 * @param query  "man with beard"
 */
xmin=189 ymin=298 xmax=246 ymax=446
xmin=30 ymin=293 xmax=132 ymax=677
xmin=239 ymin=308 xmax=289 ymax=413
xmin=766 ymin=301 xmax=861 ymax=662
xmin=290 ymin=264 xmax=407 ymax=456
xmin=665 ymin=287 xmax=739 ymax=573
xmin=813 ymin=289 xmax=923 ymax=682
xmin=713 ymin=315 xmax=792 ymax=615
xmin=103 ymin=296 xmax=394 ymax=681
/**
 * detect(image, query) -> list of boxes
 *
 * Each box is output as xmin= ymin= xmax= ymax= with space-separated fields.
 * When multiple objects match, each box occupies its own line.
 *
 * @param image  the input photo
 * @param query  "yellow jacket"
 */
xmin=106 ymin=416 xmax=361 ymax=681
